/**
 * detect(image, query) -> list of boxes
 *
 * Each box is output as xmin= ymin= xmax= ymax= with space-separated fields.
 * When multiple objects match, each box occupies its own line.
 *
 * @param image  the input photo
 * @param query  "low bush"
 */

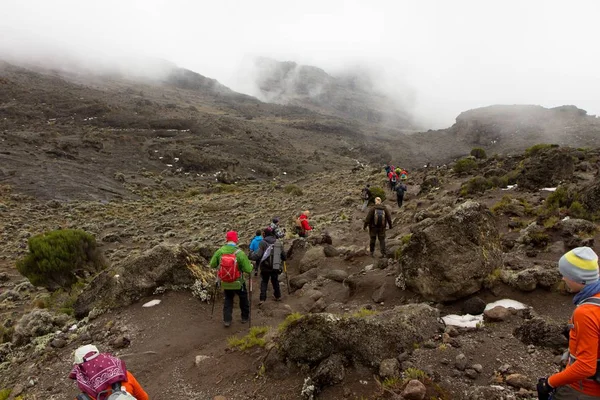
xmin=460 ymin=176 xmax=492 ymax=196
xmin=470 ymin=147 xmax=487 ymax=159
xmin=369 ymin=186 xmax=386 ymax=203
xmin=228 ymin=326 xmax=269 ymax=351
xmin=453 ymin=158 xmax=477 ymax=174
xmin=525 ymin=143 xmax=558 ymax=156
xmin=0 ymin=389 xmax=11 ymax=400
xmin=568 ymin=201 xmax=587 ymax=219
xmin=278 ymin=312 xmax=303 ymax=333
xmin=284 ymin=184 xmax=303 ymax=196
xmin=16 ymin=229 xmax=104 ymax=290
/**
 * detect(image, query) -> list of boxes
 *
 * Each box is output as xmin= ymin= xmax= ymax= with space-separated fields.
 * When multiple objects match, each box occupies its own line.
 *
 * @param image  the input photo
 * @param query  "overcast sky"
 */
xmin=2 ymin=0 xmax=599 ymax=128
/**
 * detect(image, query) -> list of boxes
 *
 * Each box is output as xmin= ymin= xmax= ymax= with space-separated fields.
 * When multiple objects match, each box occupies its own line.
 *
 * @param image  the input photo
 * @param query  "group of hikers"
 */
xmin=69 ymin=246 xmax=600 ymax=399
xmin=66 ymin=162 xmax=600 ymax=399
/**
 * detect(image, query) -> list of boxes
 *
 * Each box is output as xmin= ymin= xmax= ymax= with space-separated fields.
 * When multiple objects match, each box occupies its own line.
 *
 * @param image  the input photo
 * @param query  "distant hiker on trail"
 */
xmin=210 ymin=230 xmax=253 ymax=327
xmin=388 ymin=170 xmax=398 ymax=191
xmin=249 ymin=230 xmax=263 ymax=272
xmin=269 ymin=217 xmax=286 ymax=239
xmin=395 ymin=166 xmax=401 ymax=175
xmin=363 ymin=197 xmax=392 ymax=258
xmin=296 ymin=210 xmax=313 ymax=238
xmin=69 ymin=344 xmax=149 ymax=400
xmin=395 ymin=182 xmax=408 ymax=208
xmin=361 ymin=184 xmax=372 ymax=211
xmin=384 ymin=164 xmax=391 ymax=175
xmin=537 ymin=247 xmax=600 ymax=400
xmin=250 ymin=226 xmax=286 ymax=305
xmin=400 ymin=169 xmax=408 ymax=180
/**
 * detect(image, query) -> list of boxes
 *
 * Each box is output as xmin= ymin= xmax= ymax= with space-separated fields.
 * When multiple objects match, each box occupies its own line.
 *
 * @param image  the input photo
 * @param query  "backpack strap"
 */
xmin=577 ymin=297 xmax=600 ymax=307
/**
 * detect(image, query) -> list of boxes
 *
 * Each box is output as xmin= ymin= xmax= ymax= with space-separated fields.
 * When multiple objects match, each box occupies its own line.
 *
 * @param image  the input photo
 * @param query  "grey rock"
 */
xmin=505 ymin=373 xmax=534 ymax=390
xmin=462 ymin=297 xmax=486 ymax=315
xmin=324 ymin=269 xmax=348 ymax=282
xmin=379 ymin=358 xmax=400 ymax=379
xmin=455 ymin=353 xmax=468 ymax=371
xmin=484 ymin=306 xmax=511 ymax=322
xmin=372 ymin=283 xmax=387 ymax=303
xmin=514 ymin=317 xmax=567 ymax=349
xmin=312 ymin=353 xmax=345 ymax=387
xmin=50 ymin=338 xmax=67 ymax=348
xmin=464 ymin=368 xmax=478 ymax=380
xmin=323 ymin=245 xmax=340 ymax=258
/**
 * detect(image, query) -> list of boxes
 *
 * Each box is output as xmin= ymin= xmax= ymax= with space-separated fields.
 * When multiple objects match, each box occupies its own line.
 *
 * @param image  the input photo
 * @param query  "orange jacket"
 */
xmin=75 ymin=371 xmax=149 ymax=400
xmin=548 ymin=293 xmax=600 ymax=395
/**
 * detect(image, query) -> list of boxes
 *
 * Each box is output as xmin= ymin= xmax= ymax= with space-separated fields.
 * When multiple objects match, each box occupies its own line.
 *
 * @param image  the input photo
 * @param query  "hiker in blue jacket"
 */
xmin=249 ymin=230 xmax=263 ymax=272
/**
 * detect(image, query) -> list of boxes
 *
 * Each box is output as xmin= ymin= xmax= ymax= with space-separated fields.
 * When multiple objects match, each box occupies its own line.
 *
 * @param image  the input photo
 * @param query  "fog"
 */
xmin=2 ymin=0 xmax=599 ymax=129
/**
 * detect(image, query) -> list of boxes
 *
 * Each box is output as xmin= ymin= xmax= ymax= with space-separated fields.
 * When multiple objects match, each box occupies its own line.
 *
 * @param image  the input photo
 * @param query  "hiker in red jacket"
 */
xmin=297 ymin=210 xmax=313 ymax=238
xmin=387 ymin=170 xmax=398 ymax=191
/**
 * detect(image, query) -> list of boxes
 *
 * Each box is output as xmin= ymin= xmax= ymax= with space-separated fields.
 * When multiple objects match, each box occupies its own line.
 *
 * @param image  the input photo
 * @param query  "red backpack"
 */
xmin=218 ymin=249 xmax=241 ymax=283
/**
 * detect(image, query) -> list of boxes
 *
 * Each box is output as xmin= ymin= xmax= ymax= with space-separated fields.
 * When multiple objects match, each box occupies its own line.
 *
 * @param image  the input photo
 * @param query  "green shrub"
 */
xmin=284 ymin=184 xmax=303 ymax=196
xmin=278 ymin=312 xmax=303 ymax=333
xmin=525 ymin=143 xmax=558 ymax=156
xmin=350 ymin=308 xmax=378 ymax=318
xmin=569 ymin=201 xmax=587 ymax=219
xmin=16 ymin=229 xmax=104 ymax=290
xmin=368 ymin=186 xmax=386 ymax=203
xmin=460 ymin=176 xmax=492 ymax=196
xmin=228 ymin=326 xmax=269 ymax=350
xmin=488 ymin=175 xmax=509 ymax=188
xmin=400 ymin=234 xmax=412 ymax=244
xmin=470 ymin=148 xmax=487 ymax=159
xmin=529 ymin=232 xmax=550 ymax=248
xmin=545 ymin=186 xmax=574 ymax=210
xmin=0 ymin=389 xmax=11 ymax=400
xmin=453 ymin=158 xmax=478 ymax=174
xmin=403 ymin=367 xmax=427 ymax=381
xmin=0 ymin=326 xmax=14 ymax=344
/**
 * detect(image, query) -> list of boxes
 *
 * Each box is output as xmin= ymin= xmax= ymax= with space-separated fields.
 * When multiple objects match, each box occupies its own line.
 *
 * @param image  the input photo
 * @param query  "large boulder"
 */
xmin=299 ymin=247 xmax=327 ymax=273
xmin=582 ymin=177 xmax=600 ymax=213
xmin=517 ymin=147 xmax=575 ymax=190
xmin=398 ymin=201 xmax=502 ymax=301
xmin=513 ymin=317 xmax=567 ymax=349
xmin=74 ymin=244 xmax=212 ymax=318
xmin=278 ymin=304 xmax=441 ymax=368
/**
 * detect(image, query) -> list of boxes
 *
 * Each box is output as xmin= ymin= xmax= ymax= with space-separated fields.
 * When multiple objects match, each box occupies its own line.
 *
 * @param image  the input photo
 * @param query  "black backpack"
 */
xmin=361 ymin=188 xmax=370 ymax=200
xmin=374 ymin=209 xmax=385 ymax=227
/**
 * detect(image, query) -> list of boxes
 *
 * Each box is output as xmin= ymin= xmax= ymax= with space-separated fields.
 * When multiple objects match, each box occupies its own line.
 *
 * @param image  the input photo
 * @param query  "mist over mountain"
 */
xmin=248 ymin=57 xmax=415 ymax=130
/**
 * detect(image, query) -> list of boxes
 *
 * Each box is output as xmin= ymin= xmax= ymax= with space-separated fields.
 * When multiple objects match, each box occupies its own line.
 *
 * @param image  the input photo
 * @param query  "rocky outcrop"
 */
xmin=277 ymin=304 xmax=441 ymax=369
xmin=516 ymin=147 xmax=575 ymax=190
xmin=74 ymin=244 xmax=212 ymax=318
xmin=398 ymin=201 xmax=502 ymax=301
xmin=12 ymin=309 xmax=72 ymax=346
xmin=514 ymin=317 xmax=567 ymax=349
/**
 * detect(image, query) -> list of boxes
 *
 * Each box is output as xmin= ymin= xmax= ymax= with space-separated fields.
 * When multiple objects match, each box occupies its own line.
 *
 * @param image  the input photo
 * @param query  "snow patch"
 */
xmin=484 ymin=299 xmax=527 ymax=311
xmin=502 ymin=185 xmax=517 ymax=191
xmin=541 ymin=187 xmax=557 ymax=192
xmin=142 ymin=299 xmax=161 ymax=308
xmin=441 ymin=314 xmax=483 ymax=328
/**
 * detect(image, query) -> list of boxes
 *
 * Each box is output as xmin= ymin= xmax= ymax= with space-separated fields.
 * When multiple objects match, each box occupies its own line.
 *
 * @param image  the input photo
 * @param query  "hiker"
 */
xmin=388 ymin=170 xmax=398 ymax=191
xmin=395 ymin=182 xmax=408 ymax=208
xmin=361 ymin=184 xmax=372 ymax=211
xmin=384 ymin=164 xmax=391 ymax=175
xmin=250 ymin=226 xmax=286 ymax=305
xmin=209 ymin=230 xmax=253 ymax=327
xmin=400 ymin=169 xmax=408 ymax=180
xmin=537 ymin=247 xmax=600 ymax=400
xmin=395 ymin=166 xmax=401 ymax=175
xmin=269 ymin=217 xmax=286 ymax=239
xmin=363 ymin=197 xmax=392 ymax=257
xmin=249 ymin=230 xmax=263 ymax=272
xmin=69 ymin=344 xmax=149 ymax=400
xmin=296 ymin=210 xmax=313 ymax=238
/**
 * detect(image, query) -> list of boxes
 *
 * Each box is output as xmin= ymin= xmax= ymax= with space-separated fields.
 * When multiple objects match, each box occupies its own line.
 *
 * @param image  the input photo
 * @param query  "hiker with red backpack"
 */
xmin=69 ymin=344 xmax=149 ymax=400
xmin=363 ymin=197 xmax=392 ymax=258
xmin=296 ymin=210 xmax=313 ymax=238
xmin=209 ymin=230 xmax=254 ymax=327
xmin=537 ymin=247 xmax=600 ymax=400
xmin=250 ymin=226 xmax=286 ymax=305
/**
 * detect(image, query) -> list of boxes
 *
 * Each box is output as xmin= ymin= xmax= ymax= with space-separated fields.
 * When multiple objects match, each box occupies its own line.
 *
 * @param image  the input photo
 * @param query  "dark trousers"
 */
xmin=369 ymin=228 xmax=386 ymax=256
xmin=260 ymin=271 xmax=281 ymax=301
xmin=223 ymin=284 xmax=250 ymax=323
xmin=553 ymin=385 xmax=599 ymax=399
xmin=389 ymin=180 xmax=396 ymax=190
xmin=397 ymin=195 xmax=404 ymax=208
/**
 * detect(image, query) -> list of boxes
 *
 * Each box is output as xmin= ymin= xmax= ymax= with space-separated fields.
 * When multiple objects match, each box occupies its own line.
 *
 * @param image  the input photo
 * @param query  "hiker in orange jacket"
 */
xmin=537 ymin=247 xmax=600 ymax=399
xmin=297 ymin=210 xmax=313 ymax=238
xmin=69 ymin=344 xmax=149 ymax=400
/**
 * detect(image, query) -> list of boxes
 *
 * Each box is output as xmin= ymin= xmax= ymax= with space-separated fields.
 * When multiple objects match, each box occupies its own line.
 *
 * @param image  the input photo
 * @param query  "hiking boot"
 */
xmin=223 ymin=321 xmax=231 ymax=328
xmin=274 ymin=297 xmax=282 ymax=302
xmin=241 ymin=319 xmax=249 ymax=324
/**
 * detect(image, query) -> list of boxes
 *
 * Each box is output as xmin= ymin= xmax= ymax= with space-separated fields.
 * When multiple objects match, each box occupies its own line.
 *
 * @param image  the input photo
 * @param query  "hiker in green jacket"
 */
xmin=209 ymin=231 xmax=253 ymax=327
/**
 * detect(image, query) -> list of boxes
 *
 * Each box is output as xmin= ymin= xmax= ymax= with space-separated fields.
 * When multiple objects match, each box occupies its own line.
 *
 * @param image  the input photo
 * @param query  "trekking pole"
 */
xmin=284 ymin=261 xmax=291 ymax=295
xmin=248 ymin=273 xmax=253 ymax=329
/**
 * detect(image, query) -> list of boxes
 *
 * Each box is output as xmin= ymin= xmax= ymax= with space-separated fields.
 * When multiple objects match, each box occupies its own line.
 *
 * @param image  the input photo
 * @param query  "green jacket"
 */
xmin=210 ymin=243 xmax=253 ymax=290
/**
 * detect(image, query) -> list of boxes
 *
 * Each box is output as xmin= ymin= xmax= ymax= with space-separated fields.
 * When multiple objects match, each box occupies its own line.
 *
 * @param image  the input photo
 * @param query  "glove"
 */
xmin=537 ymin=377 xmax=553 ymax=400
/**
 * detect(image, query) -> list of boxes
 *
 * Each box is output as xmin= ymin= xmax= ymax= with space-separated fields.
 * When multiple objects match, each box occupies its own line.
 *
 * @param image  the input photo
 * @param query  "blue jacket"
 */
xmin=249 ymin=235 xmax=263 ymax=252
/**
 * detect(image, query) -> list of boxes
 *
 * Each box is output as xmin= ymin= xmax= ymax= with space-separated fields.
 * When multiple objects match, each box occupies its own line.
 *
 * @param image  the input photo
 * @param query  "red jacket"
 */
xmin=388 ymin=171 xmax=397 ymax=181
xmin=299 ymin=214 xmax=312 ymax=231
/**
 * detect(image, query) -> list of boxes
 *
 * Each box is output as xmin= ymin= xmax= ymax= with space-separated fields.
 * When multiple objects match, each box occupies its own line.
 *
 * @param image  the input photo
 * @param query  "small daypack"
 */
xmin=271 ymin=240 xmax=283 ymax=271
xmin=374 ymin=209 xmax=385 ymax=227
xmin=218 ymin=249 xmax=241 ymax=283
xmin=391 ymin=174 xmax=397 ymax=183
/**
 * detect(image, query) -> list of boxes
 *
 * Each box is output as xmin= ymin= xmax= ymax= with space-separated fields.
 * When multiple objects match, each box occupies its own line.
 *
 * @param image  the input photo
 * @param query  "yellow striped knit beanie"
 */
xmin=558 ymin=247 xmax=599 ymax=284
